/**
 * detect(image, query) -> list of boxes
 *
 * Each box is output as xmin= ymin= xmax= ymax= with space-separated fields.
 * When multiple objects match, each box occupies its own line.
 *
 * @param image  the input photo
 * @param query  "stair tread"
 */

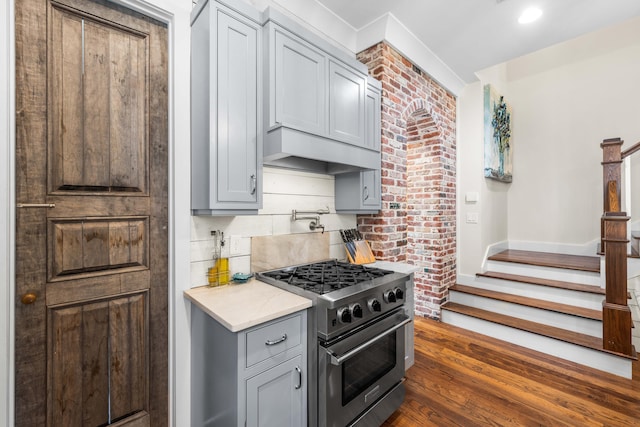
xmin=488 ymin=249 xmax=600 ymax=273
xmin=477 ymin=271 xmax=605 ymax=295
xmin=441 ymin=302 xmax=636 ymax=360
xmin=450 ymin=284 xmax=602 ymax=320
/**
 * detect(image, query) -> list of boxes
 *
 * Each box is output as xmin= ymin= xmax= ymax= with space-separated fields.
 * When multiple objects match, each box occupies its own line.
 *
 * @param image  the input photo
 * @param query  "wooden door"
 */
xmin=15 ymin=0 xmax=168 ymax=425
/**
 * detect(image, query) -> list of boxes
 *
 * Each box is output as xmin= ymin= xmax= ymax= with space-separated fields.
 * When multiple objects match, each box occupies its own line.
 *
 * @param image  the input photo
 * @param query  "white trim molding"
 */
xmin=1 ymin=0 xmax=16 ymax=425
xmin=355 ymin=12 xmax=465 ymax=96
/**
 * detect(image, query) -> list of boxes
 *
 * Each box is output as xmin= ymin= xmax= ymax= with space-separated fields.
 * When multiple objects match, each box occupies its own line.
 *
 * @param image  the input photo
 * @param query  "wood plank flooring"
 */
xmin=383 ymin=316 xmax=640 ymax=427
xmin=488 ymin=250 xmax=601 ymax=273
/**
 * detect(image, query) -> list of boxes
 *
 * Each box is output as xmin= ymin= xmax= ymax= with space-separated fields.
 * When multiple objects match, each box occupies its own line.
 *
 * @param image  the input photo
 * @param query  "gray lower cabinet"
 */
xmin=191 ymin=306 xmax=308 ymax=427
xmin=191 ymin=0 xmax=263 ymax=215
xmin=404 ymin=274 xmax=415 ymax=370
xmin=246 ymin=354 xmax=304 ymax=426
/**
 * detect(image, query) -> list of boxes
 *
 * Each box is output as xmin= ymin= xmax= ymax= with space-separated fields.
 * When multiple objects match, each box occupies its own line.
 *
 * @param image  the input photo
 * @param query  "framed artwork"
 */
xmin=484 ymin=84 xmax=512 ymax=182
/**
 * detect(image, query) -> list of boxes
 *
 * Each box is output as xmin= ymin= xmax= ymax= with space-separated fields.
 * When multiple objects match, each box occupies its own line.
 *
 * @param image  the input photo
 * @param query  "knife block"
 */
xmin=344 ymin=240 xmax=376 ymax=264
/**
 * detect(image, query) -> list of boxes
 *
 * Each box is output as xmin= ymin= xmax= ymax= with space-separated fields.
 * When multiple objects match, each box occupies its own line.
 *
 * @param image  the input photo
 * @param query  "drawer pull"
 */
xmin=295 ymin=366 xmax=302 ymax=390
xmin=265 ymin=333 xmax=287 ymax=346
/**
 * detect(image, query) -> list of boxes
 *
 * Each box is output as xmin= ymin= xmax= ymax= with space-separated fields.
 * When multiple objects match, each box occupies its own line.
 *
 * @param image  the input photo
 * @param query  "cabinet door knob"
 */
xmin=363 ymin=186 xmax=369 ymax=201
xmin=21 ymin=292 xmax=37 ymax=305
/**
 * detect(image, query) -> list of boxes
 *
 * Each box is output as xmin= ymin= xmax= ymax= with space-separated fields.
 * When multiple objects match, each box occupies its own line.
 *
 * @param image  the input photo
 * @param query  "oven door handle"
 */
xmin=327 ymin=316 xmax=411 ymax=366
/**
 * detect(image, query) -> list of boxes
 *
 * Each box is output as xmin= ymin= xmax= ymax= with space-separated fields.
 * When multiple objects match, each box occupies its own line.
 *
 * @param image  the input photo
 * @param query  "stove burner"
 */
xmin=260 ymin=260 xmax=394 ymax=294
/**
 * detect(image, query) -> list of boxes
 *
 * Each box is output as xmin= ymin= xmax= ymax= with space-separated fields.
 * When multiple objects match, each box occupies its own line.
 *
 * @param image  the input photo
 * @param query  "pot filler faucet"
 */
xmin=292 ymin=207 xmax=330 ymax=233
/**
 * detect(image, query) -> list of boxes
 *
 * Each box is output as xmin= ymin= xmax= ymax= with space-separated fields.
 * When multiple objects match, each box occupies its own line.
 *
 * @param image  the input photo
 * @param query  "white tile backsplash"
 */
xmin=189 ymin=167 xmax=356 ymax=287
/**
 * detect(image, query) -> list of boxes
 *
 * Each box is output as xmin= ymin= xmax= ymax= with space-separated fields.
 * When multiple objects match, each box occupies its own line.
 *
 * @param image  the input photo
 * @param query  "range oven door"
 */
xmin=318 ymin=307 xmax=411 ymax=427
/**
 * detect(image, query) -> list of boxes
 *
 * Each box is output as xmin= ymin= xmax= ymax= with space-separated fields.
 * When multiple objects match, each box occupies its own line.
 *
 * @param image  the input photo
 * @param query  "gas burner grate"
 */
xmin=261 ymin=260 xmax=394 ymax=294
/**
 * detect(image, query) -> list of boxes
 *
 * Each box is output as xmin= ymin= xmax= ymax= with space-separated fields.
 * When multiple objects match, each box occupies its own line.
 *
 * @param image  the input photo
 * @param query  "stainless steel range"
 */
xmin=256 ymin=260 xmax=411 ymax=427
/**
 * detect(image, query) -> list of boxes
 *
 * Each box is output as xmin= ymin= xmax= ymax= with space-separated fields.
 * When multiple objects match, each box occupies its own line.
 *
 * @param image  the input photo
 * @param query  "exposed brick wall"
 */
xmin=357 ymin=42 xmax=457 ymax=319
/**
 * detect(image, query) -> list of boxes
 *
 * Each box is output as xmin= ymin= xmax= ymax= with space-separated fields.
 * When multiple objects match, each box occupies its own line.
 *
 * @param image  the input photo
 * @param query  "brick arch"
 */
xmin=357 ymin=42 xmax=457 ymax=319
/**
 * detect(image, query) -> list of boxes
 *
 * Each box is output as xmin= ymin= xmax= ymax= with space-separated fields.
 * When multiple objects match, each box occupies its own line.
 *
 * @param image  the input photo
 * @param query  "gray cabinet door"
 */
xmin=191 ymin=1 xmax=262 ymax=214
xmin=364 ymin=83 xmax=381 ymax=151
xmin=245 ymin=355 xmax=305 ymax=427
xmin=335 ymin=167 xmax=381 ymax=213
xmin=216 ymin=11 xmax=259 ymax=204
xmin=270 ymin=25 xmax=326 ymax=135
xmin=362 ymin=169 xmax=381 ymax=208
xmin=328 ymin=60 xmax=366 ymax=146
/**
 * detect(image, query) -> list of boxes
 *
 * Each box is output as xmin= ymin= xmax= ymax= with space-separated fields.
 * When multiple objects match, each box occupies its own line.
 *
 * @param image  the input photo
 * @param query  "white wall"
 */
xmin=457 ymin=15 xmax=640 ymax=278
xmin=457 ymin=80 xmax=509 ymax=281
xmin=506 ymin=17 xmax=640 ymax=245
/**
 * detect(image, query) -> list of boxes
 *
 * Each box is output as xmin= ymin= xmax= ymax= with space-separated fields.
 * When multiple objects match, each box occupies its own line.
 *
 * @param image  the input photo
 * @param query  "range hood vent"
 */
xmin=263 ymin=126 xmax=380 ymax=175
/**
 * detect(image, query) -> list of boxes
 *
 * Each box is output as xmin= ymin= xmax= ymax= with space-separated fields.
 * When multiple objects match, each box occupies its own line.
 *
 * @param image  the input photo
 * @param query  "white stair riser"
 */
xmin=441 ymin=310 xmax=632 ymax=379
xmin=473 ymin=277 xmax=604 ymax=310
xmin=485 ymin=260 xmax=603 ymax=286
xmin=449 ymin=291 xmax=602 ymax=337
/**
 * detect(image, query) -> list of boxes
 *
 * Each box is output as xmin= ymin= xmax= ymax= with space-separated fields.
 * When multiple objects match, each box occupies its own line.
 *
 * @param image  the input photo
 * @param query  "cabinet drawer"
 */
xmin=245 ymin=313 xmax=303 ymax=368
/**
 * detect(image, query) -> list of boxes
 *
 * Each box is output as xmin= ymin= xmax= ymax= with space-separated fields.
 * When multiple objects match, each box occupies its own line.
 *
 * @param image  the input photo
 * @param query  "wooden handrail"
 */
xmin=622 ymin=140 xmax=640 ymax=159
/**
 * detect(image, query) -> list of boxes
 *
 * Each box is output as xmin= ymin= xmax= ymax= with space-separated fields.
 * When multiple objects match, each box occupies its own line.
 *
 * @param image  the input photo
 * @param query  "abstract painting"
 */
xmin=484 ymin=84 xmax=512 ymax=182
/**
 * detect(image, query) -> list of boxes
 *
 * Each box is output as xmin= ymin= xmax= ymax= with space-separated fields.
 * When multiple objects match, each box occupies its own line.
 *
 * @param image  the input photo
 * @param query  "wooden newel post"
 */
xmin=600 ymin=138 xmax=623 ymax=251
xmin=601 ymin=212 xmax=633 ymax=356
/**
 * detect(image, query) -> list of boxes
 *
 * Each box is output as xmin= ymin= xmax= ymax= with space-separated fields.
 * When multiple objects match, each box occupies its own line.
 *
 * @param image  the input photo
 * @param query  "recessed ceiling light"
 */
xmin=518 ymin=7 xmax=543 ymax=24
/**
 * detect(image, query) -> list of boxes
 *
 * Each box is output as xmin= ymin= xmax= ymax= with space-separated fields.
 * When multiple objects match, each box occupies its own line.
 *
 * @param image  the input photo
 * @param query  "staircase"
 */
xmin=441 ymin=249 xmax=637 ymax=378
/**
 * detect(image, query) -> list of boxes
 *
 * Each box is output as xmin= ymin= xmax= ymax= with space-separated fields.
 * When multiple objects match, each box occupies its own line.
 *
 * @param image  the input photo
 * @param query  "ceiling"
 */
xmin=315 ymin=0 xmax=640 ymax=83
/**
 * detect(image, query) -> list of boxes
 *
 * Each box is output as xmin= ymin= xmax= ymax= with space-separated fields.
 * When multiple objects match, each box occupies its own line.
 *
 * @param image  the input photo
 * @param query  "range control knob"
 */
xmin=350 ymin=303 xmax=363 ymax=319
xmin=383 ymin=290 xmax=397 ymax=303
xmin=394 ymin=287 xmax=404 ymax=300
xmin=337 ymin=307 xmax=352 ymax=324
xmin=368 ymin=298 xmax=382 ymax=312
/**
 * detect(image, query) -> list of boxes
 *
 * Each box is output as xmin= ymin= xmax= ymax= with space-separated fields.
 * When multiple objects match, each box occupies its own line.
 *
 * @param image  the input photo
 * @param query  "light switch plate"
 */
xmin=466 ymin=212 xmax=479 ymax=224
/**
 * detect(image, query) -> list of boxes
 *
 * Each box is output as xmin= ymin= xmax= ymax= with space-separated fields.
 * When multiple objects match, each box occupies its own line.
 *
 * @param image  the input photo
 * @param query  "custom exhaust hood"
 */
xmin=263 ymin=126 xmax=381 ymax=175
xmin=262 ymin=7 xmax=382 ymax=176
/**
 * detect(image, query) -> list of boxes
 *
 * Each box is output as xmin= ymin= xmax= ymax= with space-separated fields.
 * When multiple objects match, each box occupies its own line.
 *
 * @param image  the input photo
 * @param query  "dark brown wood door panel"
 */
xmin=49 ymin=2 xmax=149 ymax=194
xmin=48 ymin=293 xmax=148 ymax=426
xmin=15 ymin=0 xmax=167 ymax=425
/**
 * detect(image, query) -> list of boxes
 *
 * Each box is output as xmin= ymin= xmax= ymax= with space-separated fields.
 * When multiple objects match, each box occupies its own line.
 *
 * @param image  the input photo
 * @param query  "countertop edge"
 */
xmin=184 ymin=281 xmax=312 ymax=332
xmin=369 ymin=260 xmax=421 ymax=275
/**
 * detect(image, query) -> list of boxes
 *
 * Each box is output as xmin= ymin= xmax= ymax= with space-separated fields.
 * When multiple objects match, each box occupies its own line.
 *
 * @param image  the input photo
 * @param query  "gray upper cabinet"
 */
xmin=364 ymin=81 xmax=382 ymax=152
xmin=269 ymin=25 xmax=326 ymax=135
xmin=335 ymin=80 xmax=382 ymax=213
xmin=262 ymin=8 xmax=382 ymax=175
xmin=328 ymin=60 xmax=366 ymax=146
xmin=191 ymin=0 xmax=263 ymax=215
xmin=335 ymin=168 xmax=381 ymax=213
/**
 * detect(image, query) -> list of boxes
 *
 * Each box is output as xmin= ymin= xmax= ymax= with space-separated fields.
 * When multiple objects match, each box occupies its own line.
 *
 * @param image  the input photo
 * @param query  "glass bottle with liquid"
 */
xmin=215 ymin=257 xmax=229 ymax=285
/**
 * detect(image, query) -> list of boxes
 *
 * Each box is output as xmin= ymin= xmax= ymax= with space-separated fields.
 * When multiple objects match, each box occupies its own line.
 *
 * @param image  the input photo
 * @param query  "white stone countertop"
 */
xmin=184 ymin=278 xmax=312 ymax=333
xmin=368 ymin=260 xmax=421 ymax=275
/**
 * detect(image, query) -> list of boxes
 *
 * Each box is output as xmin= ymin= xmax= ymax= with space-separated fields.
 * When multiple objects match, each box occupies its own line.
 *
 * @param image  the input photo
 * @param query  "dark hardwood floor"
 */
xmin=383 ymin=317 xmax=640 ymax=427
